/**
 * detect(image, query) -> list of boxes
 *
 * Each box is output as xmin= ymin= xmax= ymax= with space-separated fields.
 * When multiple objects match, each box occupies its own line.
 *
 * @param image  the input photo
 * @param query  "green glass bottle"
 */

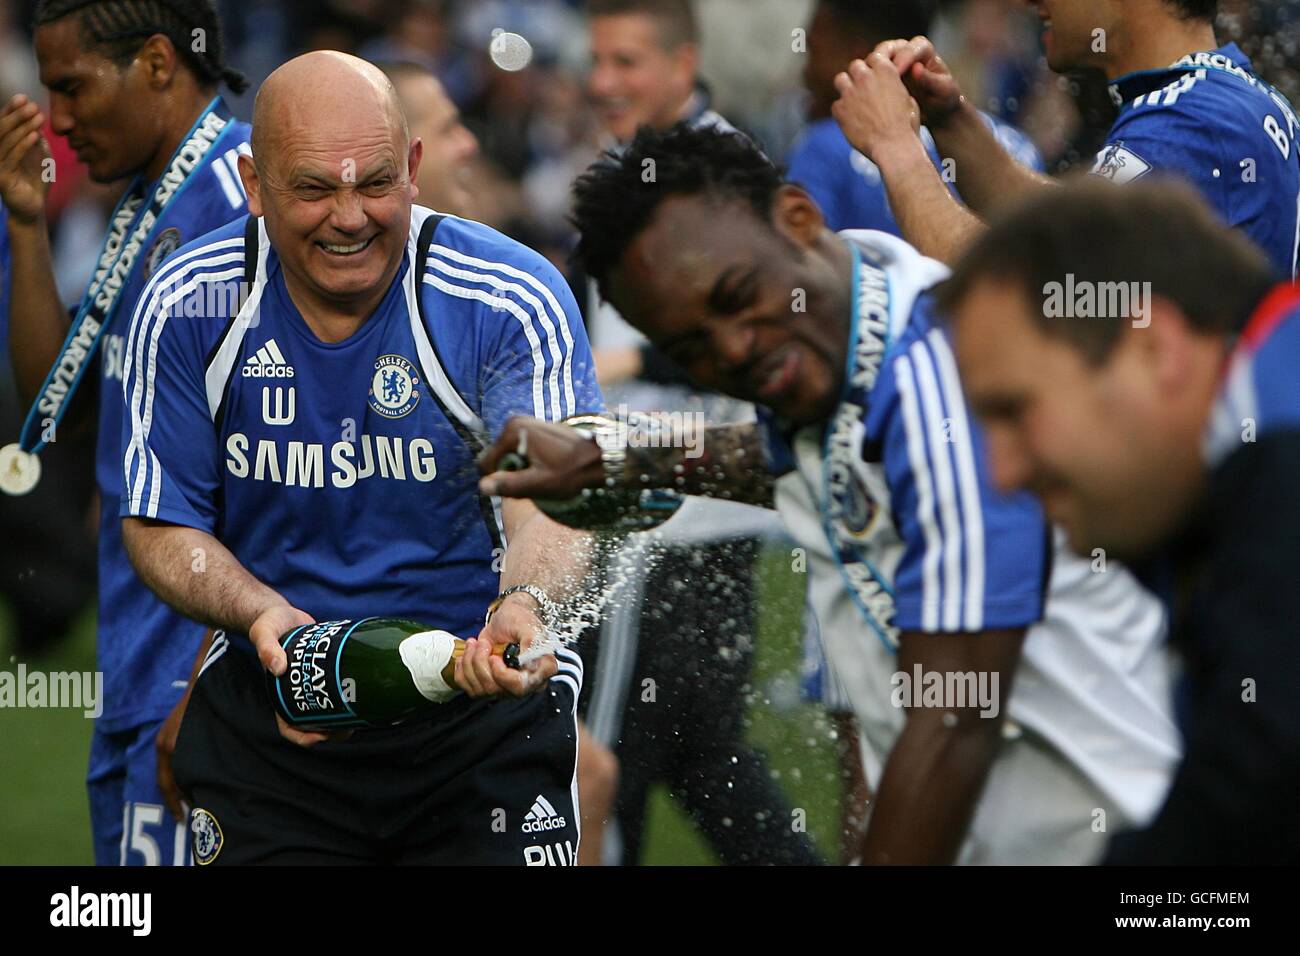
xmin=267 ymin=617 xmax=520 ymax=730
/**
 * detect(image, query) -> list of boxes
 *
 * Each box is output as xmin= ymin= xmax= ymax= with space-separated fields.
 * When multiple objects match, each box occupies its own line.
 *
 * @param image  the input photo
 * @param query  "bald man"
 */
xmin=118 ymin=52 xmax=602 ymax=865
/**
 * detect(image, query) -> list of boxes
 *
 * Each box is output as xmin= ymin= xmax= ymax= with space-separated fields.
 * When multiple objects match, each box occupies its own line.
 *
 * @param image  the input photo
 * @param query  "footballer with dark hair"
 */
xmin=830 ymin=0 xmax=1300 ymax=278
xmin=0 ymin=0 xmax=249 ymax=865
xmin=938 ymin=179 xmax=1299 ymax=863
xmin=480 ymin=124 xmax=1183 ymax=864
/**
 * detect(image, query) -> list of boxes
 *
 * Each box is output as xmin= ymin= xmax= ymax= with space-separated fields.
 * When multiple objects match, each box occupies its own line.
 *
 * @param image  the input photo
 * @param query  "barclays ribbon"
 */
xmin=819 ymin=242 xmax=899 ymax=651
xmin=13 ymin=97 xmax=237 ymax=461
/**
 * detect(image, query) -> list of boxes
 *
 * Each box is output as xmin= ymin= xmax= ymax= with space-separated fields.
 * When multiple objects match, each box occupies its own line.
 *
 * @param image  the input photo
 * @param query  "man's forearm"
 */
xmin=498 ymin=501 xmax=594 ymax=607
xmin=862 ymin=709 xmax=1004 ymax=864
xmin=861 ymin=626 xmax=1024 ymax=864
xmin=624 ymin=421 xmax=774 ymax=508
xmin=5 ymin=215 xmax=73 ymax=405
xmin=927 ymin=100 xmax=1056 ymax=216
xmin=871 ymin=134 xmax=989 ymax=265
xmin=121 ymin=517 xmax=290 ymax=635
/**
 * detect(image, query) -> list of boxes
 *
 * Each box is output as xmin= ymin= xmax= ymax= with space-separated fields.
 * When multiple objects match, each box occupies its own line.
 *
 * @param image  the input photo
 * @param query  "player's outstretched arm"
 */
xmin=1 ymin=95 xmax=79 ymax=404
xmin=859 ymin=626 xmax=1026 ymax=865
xmin=477 ymin=415 xmax=775 ymax=509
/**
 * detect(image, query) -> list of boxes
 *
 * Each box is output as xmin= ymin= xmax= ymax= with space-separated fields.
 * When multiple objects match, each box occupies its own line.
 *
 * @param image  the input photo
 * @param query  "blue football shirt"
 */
xmin=1096 ymin=43 xmax=1300 ymax=278
xmin=121 ymin=207 xmax=601 ymax=642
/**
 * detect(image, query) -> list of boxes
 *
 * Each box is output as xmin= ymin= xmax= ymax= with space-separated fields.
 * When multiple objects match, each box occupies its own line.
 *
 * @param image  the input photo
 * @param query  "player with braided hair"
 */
xmin=0 ymin=0 xmax=250 ymax=865
xmin=32 ymin=0 xmax=248 ymax=96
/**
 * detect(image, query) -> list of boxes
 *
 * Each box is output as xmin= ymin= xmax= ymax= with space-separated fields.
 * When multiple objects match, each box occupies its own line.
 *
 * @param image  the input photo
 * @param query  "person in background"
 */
xmin=0 ymin=0 xmax=250 ymax=865
xmin=575 ymin=0 xmax=822 ymax=866
xmin=830 ymin=0 xmax=1300 ymax=274
xmin=378 ymin=59 xmax=480 ymax=218
xmin=939 ymin=180 xmax=1300 ymax=862
xmin=788 ymin=0 xmax=1042 ymax=236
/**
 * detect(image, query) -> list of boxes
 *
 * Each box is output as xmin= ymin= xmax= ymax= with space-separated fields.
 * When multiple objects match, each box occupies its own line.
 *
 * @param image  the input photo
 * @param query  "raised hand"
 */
xmin=0 ymin=94 xmax=53 ymax=224
xmin=876 ymin=36 xmax=965 ymax=127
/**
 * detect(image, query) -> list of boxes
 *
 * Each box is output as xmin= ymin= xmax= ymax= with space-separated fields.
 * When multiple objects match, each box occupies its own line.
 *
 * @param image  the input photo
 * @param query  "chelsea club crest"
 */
xmin=368 ymin=354 xmax=422 ymax=419
xmin=144 ymin=227 xmax=183 ymax=279
xmin=191 ymin=807 xmax=223 ymax=865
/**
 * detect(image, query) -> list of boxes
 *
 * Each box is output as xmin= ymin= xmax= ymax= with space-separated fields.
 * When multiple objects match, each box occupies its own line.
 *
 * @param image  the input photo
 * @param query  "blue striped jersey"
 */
xmin=119 ymin=206 xmax=601 ymax=646
xmin=95 ymin=118 xmax=253 ymax=731
xmin=1096 ymin=43 xmax=1300 ymax=279
xmin=786 ymin=113 xmax=1043 ymax=236
xmin=761 ymin=230 xmax=1047 ymax=642
xmin=767 ymin=235 xmax=1179 ymax=818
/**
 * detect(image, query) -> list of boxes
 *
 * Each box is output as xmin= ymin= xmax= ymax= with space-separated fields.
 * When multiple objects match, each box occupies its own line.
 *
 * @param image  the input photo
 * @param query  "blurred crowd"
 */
xmin=2 ymin=0 xmax=1296 ymax=313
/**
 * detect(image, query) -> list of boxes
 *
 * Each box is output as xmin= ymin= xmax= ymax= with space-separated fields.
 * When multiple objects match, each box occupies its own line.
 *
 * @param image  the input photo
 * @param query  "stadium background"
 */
xmin=0 ymin=0 xmax=1296 ymax=864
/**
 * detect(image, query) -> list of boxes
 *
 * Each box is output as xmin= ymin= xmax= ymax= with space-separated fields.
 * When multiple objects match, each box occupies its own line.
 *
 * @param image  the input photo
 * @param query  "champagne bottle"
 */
xmin=267 ymin=617 xmax=520 ymax=729
xmin=498 ymin=414 xmax=685 ymax=532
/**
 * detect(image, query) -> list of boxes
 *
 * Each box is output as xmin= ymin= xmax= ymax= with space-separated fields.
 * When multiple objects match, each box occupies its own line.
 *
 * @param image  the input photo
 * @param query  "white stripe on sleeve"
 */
xmin=927 ymin=329 xmax=985 ymax=631
xmin=210 ymin=158 xmax=244 ymax=210
xmin=430 ymin=243 xmax=578 ymax=417
xmin=909 ymin=339 xmax=965 ymax=631
xmin=892 ymin=354 xmax=943 ymax=631
xmin=421 ymin=273 xmax=550 ymax=420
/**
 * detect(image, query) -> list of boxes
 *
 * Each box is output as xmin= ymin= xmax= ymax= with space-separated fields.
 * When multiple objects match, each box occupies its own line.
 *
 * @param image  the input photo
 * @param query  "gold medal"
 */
xmin=0 ymin=443 xmax=41 ymax=496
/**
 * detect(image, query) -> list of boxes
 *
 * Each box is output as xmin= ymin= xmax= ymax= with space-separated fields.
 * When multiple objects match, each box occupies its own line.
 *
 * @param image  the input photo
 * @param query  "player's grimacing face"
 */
xmin=607 ymin=193 xmax=848 ymax=427
xmin=35 ymin=19 xmax=159 ymax=183
xmin=249 ymin=121 xmax=418 ymax=306
xmin=950 ymin=279 xmax=1199 ymax=560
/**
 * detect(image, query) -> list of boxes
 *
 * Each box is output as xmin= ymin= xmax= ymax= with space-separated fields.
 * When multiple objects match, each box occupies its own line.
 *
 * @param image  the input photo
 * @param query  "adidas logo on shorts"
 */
xmin=242 ymin=338 xmax=295 ymax=378
xmin=521 ymin=794 xmax=567 ymax=833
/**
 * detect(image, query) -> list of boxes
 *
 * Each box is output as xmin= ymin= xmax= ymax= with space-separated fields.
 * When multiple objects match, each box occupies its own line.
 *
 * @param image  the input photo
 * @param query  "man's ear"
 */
xmin=673 ymin=42 xmax=700 ymax=94
xmin=1134 ymin=295 xmax=1203 ymax=394
xmin=772 ymin=184 xmax=825 ymax=249
xmin=407 ymin=136 xmax=424 ymax=201
xmin=237 ymin=152 xmax=262 ymax=217
xmin=135 ymin=34 xmax=179 ymax=90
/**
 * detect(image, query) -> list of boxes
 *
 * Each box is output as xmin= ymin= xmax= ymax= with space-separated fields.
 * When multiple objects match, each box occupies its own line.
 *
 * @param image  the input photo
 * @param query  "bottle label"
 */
xmin=275 ymin=619 xmax=360 ymax=724
xmin=398 ymin=631 xmax=460 ymax=703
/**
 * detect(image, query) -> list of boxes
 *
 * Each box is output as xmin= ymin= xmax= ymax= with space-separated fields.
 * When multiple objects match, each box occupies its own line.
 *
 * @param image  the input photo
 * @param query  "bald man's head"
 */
xmin=250 ymin=51 xmax=408 ymax=171
xmin=236 ymin=49 xmax=424 ymax=326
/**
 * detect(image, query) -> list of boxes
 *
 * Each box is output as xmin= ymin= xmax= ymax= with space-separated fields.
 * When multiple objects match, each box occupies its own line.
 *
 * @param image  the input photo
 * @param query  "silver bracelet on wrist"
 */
xmin=485 ymin=583 xmax=557 ymax=626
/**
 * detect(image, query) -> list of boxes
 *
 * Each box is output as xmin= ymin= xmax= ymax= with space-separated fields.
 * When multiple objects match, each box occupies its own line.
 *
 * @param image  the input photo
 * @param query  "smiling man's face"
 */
xmin=606 ymin=188 xmax=852 ymax=427
xmin=243 ymin=76 xmax=420 ymax=317
xmin=950 ymin=275 xmax=1211 ymax=560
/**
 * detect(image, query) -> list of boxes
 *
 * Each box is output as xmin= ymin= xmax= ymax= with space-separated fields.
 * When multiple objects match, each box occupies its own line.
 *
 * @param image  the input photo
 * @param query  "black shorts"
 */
xmin=173 ymin=640 xmax=582 ymax=865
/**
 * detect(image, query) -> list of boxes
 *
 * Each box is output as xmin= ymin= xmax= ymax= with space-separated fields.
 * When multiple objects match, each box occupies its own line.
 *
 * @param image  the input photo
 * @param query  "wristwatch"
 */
xmin=565 ymin=414 xmax=629 ymax=486
xmin=485 ymin=584 xmax=557 ymax=626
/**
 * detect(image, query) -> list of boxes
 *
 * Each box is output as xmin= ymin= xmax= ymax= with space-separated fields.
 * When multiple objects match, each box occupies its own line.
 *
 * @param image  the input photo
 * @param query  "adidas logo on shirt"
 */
xmin=242 ymin=339 xmax=295 ymax=378
xmin=520 ymin=794 xmax=567 ymax=833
